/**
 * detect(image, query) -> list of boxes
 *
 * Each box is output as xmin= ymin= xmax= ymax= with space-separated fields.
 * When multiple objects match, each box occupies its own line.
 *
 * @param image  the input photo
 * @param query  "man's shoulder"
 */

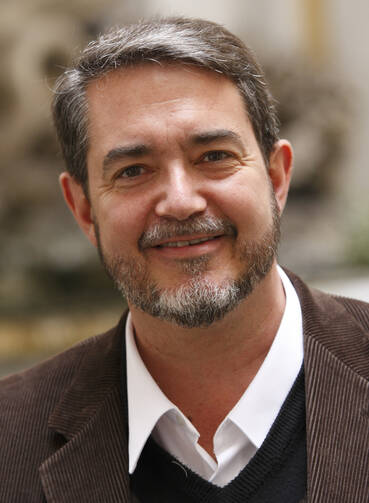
xmin=0 ymin=327 xmax=115 ymax=401
xmin=287 ymin=269 xmax=369 ymax=380
xmin=0 ymin=314 xmax=126 ymax=430
xmin=330 ymin=293 xmax=369 ymax=327
xmin=286 ymin=268 xmax=369 ymax=329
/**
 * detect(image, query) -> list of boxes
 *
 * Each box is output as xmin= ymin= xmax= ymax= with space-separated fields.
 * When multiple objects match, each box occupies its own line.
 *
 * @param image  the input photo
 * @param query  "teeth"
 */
xmin=159 ymin=236 xmax=216 ymax=248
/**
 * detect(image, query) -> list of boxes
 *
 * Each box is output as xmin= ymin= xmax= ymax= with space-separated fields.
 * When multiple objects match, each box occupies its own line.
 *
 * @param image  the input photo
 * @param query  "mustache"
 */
xmin=138 ymin=215 xmax=237 ymax=249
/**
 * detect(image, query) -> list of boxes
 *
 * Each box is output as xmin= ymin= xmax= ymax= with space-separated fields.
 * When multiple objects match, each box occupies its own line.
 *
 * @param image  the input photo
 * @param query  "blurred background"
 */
xmin=1 ymin=0 xmax=369 ymax=376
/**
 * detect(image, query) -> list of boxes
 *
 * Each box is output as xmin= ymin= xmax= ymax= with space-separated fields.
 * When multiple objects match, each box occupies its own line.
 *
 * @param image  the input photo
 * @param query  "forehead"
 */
xmin=86 ymin=63 xmax=247 ymax=122
xmin=87 ymin=62 xmax=243 ymax=101
xmin=85 ymin=64 xmax=257 ymax=163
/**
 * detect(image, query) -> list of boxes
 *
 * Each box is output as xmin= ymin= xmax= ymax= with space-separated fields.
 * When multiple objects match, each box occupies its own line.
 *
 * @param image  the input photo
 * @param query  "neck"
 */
xmin=129 ymin=263 xmax=285 ymax=454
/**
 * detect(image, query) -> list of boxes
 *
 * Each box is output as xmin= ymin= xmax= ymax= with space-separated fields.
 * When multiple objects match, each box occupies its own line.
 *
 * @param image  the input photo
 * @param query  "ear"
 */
xmin=59 ymin=172 xmax=97 ymax=247
xmin=268 ymin=140 xmax=293 ymax=214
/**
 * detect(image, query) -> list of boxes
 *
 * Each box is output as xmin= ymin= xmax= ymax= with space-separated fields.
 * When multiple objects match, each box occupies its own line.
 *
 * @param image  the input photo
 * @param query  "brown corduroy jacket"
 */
xmin=0 ymin=272 xmax=368 ymax=502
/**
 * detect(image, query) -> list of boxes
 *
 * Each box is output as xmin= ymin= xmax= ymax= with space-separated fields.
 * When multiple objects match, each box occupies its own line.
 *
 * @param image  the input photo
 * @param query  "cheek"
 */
xmin=94 ymin=197 xmax=149 ymax=251
xmin=215 ymin=181 xmax=272 ymax=233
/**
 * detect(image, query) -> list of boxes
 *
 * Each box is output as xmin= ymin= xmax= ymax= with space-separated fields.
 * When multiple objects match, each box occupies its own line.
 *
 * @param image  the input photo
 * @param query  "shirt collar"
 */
xmin=126 ymin=314 xmax=176 ymax=473
xmin=126 ymin=265 xmax=303 ymax=472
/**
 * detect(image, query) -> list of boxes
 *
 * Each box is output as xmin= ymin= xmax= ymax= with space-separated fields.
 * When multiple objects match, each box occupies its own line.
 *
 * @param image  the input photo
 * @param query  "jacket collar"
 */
xmin=289 ymin=271 xmax=369 ymax=502
xmin=40 ymin=313 xmax=132 ymax=502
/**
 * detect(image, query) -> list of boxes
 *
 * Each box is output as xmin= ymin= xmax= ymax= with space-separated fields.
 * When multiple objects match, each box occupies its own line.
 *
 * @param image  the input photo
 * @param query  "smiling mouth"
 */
xmin=156 ymin=235 xmax=221 ymax=248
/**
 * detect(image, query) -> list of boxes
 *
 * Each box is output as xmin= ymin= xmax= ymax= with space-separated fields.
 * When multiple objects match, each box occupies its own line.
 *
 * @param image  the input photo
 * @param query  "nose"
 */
xmin=154 ymin=165 xmax=207 ymax=221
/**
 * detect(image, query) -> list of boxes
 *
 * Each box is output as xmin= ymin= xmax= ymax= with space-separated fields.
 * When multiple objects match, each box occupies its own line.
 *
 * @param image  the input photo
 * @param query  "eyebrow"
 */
xmin=189 ymin=129 xmax=245 ymax=150
xmin=103 ymin=144 xmax=151 ymax=173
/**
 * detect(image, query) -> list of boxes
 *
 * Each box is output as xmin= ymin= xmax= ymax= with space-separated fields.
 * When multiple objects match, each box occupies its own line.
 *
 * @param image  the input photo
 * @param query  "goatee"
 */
xmin=95 ymin=198 xmax=280 ymax=328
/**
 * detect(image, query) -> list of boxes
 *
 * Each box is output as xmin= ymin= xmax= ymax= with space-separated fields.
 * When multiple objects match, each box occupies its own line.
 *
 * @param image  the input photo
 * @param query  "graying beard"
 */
xmin=104 ymin=234 xmax=276 ymax=328
xmin=95 ymin=195 xmax=280 ymax=328
xmin=150 ymin=278 xmax=241 ymax=328
xmin=175 ymin=255 xmax=210 ymax=275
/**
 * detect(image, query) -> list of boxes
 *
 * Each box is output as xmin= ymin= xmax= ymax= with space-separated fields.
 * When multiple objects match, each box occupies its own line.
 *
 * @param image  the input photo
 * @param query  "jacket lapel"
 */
xmin=39 ymin=314 xmax=132 ymax=503
xmin=291 ymin=273 xmax=369 ymax=503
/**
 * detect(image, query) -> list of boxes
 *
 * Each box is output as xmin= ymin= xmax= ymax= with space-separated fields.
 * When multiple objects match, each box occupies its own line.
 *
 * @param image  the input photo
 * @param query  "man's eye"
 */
xmin=119 ymin=165 xmax=145 ymax=178
xmin=202 ymin=151 xmax=230 ymax=162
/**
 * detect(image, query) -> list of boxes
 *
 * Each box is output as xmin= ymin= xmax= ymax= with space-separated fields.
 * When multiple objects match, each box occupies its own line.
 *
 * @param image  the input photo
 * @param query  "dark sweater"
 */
xmin=131 ymin=367 xmax=306 ymax=502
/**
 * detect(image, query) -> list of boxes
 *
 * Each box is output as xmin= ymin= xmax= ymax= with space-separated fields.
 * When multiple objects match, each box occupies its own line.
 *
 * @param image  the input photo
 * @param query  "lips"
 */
xmin=156 ymin=235 xmax=220 ymax=248
xmin=138 ymin=216 xmax=237 ymax=251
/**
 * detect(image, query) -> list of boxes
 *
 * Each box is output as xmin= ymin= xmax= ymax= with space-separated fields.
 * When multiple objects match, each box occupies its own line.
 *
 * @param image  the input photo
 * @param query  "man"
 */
xmin=0 ymin=17 xmax=368 ymax=503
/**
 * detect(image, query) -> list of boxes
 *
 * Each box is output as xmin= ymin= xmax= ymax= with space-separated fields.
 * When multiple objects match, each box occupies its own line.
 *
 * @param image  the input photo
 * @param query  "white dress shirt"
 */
xmin=126 ymin=266 xmax=303 ymax=487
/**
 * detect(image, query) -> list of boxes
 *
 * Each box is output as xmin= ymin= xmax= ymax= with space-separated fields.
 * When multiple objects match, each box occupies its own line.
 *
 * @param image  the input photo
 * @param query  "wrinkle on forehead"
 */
xmin=85 ymin=63 xmax=259 ymax=171
xmin=87 ymin=63 xmax=231 ymax=105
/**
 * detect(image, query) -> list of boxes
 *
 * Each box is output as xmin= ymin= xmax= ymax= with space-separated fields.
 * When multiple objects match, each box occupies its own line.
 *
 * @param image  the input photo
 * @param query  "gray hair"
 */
xmin=52 ymin=17 xmax=279 ymax=193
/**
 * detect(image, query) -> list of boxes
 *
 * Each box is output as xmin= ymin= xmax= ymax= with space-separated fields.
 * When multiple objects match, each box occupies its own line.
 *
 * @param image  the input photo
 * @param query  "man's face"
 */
xmin=70 ymin=64 xmax=289 ymax=327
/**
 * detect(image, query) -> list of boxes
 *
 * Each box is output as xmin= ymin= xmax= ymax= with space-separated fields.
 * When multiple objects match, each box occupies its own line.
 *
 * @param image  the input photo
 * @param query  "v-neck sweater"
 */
xmin=131 ymin=366 xmax=306 ymax=503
